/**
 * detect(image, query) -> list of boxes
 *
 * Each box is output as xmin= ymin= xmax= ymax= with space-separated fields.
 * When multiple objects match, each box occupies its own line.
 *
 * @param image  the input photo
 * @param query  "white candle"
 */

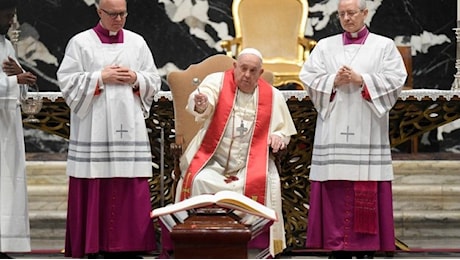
xmin=458 ymin=0 xmax=460 ymax=21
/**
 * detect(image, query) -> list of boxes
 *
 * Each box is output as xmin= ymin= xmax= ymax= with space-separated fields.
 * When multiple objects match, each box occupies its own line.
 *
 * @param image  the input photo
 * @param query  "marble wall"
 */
xmin=12 ymin=0 xmax=459 ymax=154
xmin=10 ymin=0 xmax=457 ymax=91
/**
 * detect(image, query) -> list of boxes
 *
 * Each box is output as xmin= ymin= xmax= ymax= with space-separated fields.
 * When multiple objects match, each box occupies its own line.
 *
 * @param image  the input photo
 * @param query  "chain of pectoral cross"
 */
xmin=233 ymin=91 xmax=253 ymax=138
xmin=223 ymin=93 xmax=253 ymax=183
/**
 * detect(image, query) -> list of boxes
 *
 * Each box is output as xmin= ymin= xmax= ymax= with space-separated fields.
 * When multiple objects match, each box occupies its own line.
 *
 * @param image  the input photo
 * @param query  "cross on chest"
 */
xmin=116 ymin=124 xmax=129 ymax=139
xmin=236 ymin=120 xmax=248 ymax=137
xmin=340 ymin=126 xmax=355 ymax=142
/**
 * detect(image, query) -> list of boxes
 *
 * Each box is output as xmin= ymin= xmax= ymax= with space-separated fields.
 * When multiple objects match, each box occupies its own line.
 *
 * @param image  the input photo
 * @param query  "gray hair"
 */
xmin=95 ymin=0 xmax=127 ymax=9
xmin=338 ymin=0 xmax=367 ymax=10
xmin=358 ymin=0 xmax=367 ymax=10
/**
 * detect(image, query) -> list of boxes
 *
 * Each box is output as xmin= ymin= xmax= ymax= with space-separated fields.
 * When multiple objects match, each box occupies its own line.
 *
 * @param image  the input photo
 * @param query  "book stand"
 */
xmin=170 ymin=207 xmax=252 ymax=259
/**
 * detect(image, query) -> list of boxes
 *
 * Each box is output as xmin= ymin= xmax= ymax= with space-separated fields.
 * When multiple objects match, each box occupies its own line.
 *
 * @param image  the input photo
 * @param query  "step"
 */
xmin=393 ymin=184 xmax=460 ymax=211
xmin=23 ymin=160 xmax=460 ymax=248
xmin=392 ymin=160 xmax=459 ymax=181
xmin=26 ymin=161 xmax=67 ymax=186
xmin=392 ymin=160 xmax=460 ymax=242
xmin=26 ymin=161 xmax=67 ymax=244
xmin=29 ymin=210 xmax=67 ymax=240
xmin=394 ymin=210 xmax=460 ymax=241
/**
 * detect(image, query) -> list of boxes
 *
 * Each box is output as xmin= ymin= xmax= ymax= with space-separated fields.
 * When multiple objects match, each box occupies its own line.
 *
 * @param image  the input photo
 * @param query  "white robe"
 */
xmin=299 ymin=33 xmax=407 ymax=181
xmin=0 ymin=35 xmax=31 ymax=252
xmin=57 ymin=29 xmax=161 ymax=178
xmin=175 ymin=72 xmax=297 ymax=257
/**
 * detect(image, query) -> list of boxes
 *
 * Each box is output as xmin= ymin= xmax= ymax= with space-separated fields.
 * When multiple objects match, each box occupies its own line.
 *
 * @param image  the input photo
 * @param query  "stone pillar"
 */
xmin=453 ymin=27 xmax=460 ymax=90
xmin=453 ymin=2 xmax=460 ymax=90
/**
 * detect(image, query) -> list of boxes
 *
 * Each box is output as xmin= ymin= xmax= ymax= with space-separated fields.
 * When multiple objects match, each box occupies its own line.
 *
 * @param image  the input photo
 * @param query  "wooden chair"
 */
xmin=220 ymin=0 xmax=316 ymax=89
xmin=396 ymin=45 xmax=419 ymax=153
xmin=397 ymin=45 xmax=413 ymax=90
xmin=167 ymin=54 xmax=274 ymax=199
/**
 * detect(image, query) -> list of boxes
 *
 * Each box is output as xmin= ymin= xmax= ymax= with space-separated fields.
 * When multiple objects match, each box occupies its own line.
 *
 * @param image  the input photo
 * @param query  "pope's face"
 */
xmin=233 ymin=54 xmax=264 ymax=94
xmin=338 ymin=0 xmax=368 ymax=33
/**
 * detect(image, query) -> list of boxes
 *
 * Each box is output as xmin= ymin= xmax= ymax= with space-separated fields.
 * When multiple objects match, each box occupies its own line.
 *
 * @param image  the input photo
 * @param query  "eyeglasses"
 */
xmin=100 ymin=8 xmax=128 ymax=19
xmin=337 ymin=10 xmax=362 ymax=19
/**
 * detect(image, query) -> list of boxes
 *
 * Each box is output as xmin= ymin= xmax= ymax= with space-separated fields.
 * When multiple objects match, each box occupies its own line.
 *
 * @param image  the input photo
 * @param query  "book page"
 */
xmin=214 ymin=190 xmax=277 ymax=221
xmin=173 ymin=210 xmax=188 ymax=223
xmin=159 ymin=214 xmax=176 ymax=232
xmin=151 ymin=194 xmax=216 ymax=217
xmin=158 ymin=210 xmax=190 ymax=231
xmin=152 ymin=191 xmax=277 ymax=239
xmin=151 ymin=190 xmax=276 ymax=222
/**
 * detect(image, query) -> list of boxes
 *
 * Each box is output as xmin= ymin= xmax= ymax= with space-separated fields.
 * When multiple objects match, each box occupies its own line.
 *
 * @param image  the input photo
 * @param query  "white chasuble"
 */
xmin=175 ymin=72 xmax=297 ymax=256
xmin=299 ymin=33 xmax=407 ymax=182
xmin=0 ymin=35 xmax=31 ymax=251
xmin=57 ymin=29 xmax=161 ymax=178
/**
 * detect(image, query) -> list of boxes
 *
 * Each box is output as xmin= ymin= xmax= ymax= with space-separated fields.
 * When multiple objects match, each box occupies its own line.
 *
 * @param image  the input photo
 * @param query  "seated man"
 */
xmin=165 ymin=48 xmax=297 ymax=258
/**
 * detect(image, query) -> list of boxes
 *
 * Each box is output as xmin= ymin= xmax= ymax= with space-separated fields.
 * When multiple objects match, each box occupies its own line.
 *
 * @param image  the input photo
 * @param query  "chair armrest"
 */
xmin=220 ymin=37 xmax=243 ymax=58
xmin=170 ymin=139 xmax=184 ymax=201
xmin=298 ymin=36 xmax=317 ymax=50
xmin=298 ymin=36 xmax=317 ymax=60
xmin=269 ymin=148 xmax=287 ymax=176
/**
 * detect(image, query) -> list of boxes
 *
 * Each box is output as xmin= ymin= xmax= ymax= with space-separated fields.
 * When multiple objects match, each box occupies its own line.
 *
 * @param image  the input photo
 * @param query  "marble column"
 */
xmin=453 ymin=0 xmax=460 ymax=90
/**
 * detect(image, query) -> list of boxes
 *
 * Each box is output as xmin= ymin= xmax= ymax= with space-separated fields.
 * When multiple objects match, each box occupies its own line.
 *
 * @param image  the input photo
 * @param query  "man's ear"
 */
xmin=259 ymin=68 xmax=264 ymax=77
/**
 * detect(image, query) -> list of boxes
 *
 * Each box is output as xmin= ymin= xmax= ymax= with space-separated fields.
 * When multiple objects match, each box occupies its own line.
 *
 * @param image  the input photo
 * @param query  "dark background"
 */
xmin=12 ymin=0 xmax=457 ymax=91
xmin=13 ymin=0 xmax=459 ymax=154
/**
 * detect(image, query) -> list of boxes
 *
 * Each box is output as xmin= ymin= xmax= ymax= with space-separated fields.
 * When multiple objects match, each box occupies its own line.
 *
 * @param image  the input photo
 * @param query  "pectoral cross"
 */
xmin=236 ymin=120 xmax=248 ymax=137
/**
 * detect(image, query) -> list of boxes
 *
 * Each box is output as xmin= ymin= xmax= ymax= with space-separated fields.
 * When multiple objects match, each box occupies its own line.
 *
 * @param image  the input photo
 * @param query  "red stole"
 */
xmin=180 ymin=69 xmax=273 ymax=205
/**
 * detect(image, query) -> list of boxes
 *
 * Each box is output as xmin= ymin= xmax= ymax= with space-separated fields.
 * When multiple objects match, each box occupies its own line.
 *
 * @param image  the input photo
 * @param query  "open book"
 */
xmin=151 ymin=190 xmax=277 ymax=236
xmin=151 ymin=190 xmax=277 ymax=220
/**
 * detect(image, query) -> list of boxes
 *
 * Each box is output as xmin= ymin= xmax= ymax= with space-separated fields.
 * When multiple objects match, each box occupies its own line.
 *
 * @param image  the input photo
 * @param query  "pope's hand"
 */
xmin=268 ymin=134 xmax=286 ymax=153
xmin=194 ymin=92 xmax=208 ymax=113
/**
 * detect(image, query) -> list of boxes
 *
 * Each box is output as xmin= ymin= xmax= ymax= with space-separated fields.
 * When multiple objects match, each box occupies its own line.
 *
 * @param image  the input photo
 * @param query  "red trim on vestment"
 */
xmin=180 ymin=69 xmax=237 ymax=201
xmin=353 ymin=181 xmax=378 ymax=234
xmin=180 ymin=69 xmax=273 ymax=205
xmin=361 ymin=84 xmax=371 ymax=100
xmin=94 ymin=82 xmax=101 ymax=96
xmin=244 ymin=77 xmax=272 ymax=204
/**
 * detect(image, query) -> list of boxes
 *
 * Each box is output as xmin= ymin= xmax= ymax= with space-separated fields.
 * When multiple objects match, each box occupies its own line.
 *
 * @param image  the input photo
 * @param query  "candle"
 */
xmin=458 ymin=0 xmax=460 ymax=22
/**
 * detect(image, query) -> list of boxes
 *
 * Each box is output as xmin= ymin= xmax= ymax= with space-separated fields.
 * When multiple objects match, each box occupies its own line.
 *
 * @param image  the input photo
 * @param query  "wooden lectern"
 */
xmin=170 ymin=207 xmax=252 ymax=259
xmin=152 ymin=190 xmax=276 ymax=258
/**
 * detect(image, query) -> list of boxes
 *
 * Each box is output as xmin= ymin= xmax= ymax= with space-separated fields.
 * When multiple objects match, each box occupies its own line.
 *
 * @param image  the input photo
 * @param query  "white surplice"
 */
xmin=57 ymin=29 xmax=161 ymax=178
xmin=299 ymin=33 xmax=407 ymax=181
xmin=175 ymin=72 xmax=297 ymax=257
xmin=0 ymin=35 xmax=31 ymax=252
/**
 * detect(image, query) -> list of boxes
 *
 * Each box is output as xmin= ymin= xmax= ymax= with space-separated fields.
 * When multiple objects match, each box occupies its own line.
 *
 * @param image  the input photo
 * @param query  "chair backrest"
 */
xmin=232 ymin=0 xmax=308 ymax=66
xmin=167 ymin=54 xmax=274 ymax=151
xmin=396 ymin=45 xmax=413 ymax=89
